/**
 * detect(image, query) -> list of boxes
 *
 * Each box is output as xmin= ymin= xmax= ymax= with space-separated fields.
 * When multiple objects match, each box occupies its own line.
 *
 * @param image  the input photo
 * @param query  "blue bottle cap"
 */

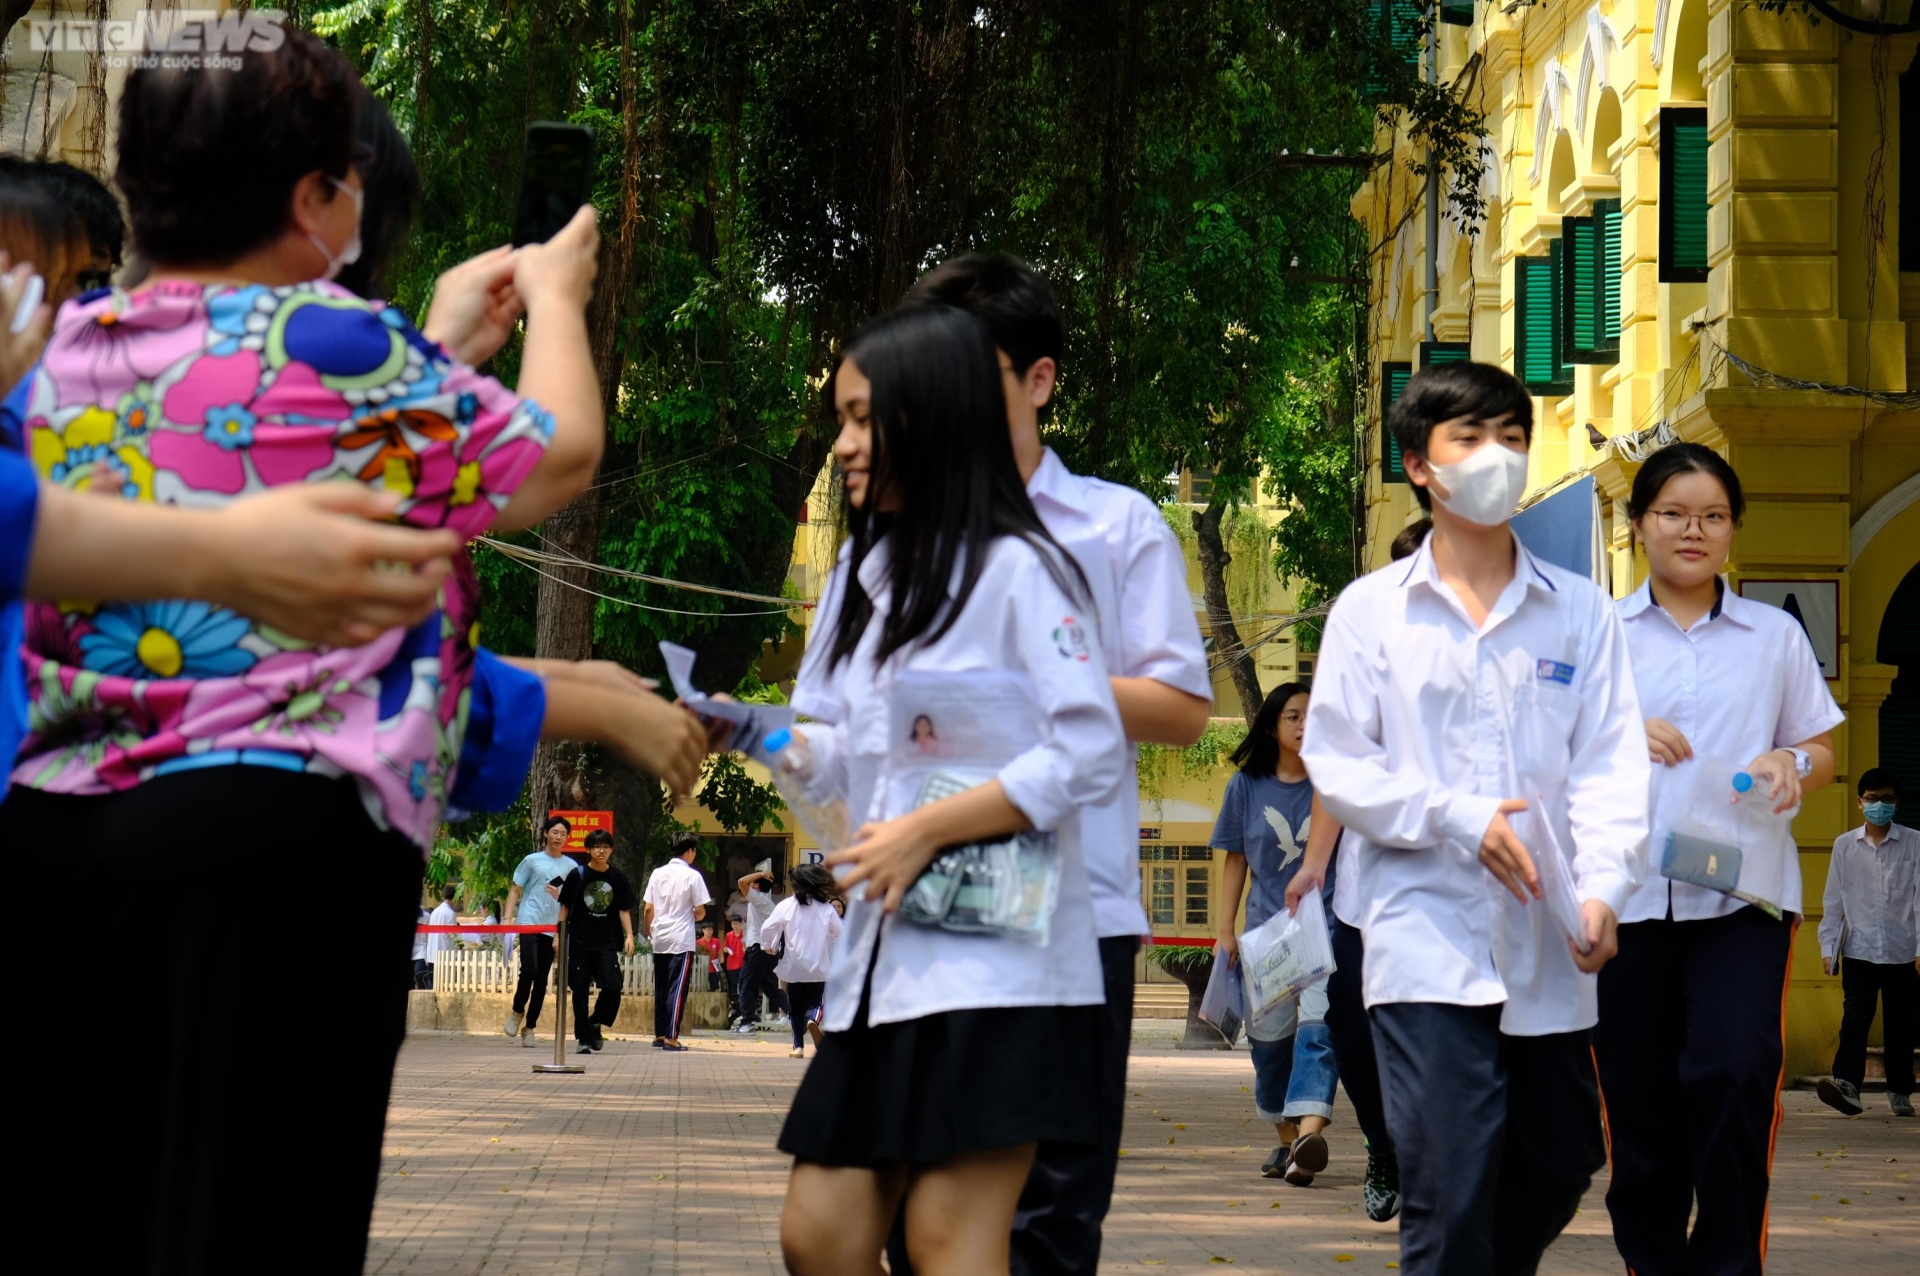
xmin=764 ymin=728 xmax=793 ymax=753
xmin=1732 ymin=771 xmax=1754 ymax=793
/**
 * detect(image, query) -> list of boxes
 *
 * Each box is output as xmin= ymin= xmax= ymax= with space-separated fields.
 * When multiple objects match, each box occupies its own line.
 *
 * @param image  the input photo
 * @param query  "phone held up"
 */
xmin=510 ymin=122 xmax=596 ymax=247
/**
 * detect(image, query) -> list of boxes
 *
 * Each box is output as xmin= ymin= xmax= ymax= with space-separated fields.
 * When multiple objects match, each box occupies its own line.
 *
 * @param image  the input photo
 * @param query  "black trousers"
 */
xmin=653 ymin=951 xmax=695 ymax=1040
xmin=1371 ymin=1002 xmax=1603 ymax=1276
xmin=1325 ymin=918 xmax=1393 ymax=1153
xmin=1834 ymin=957 xmax=1917 ymax=1094
xmin=886 ymin=935 xmax=1138 ymax=1276
xmin=1594 ymin=907 xmax=1795 ymax=1276
xmin=569 ymin=946 xmax=623 ymax=1040
xmin=787 ymin=980 xmax=826 ymax=1047
xmin=511 ymin=933 xmax=556 ymax=1028
xmin=739 ymin=943 xmax=787 ymax=1022
xmin=4 ymin=771 xmax=422 ymax=1275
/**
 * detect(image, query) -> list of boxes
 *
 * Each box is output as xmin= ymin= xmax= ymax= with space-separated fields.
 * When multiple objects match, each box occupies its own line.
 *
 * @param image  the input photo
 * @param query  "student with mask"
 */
xmin=807 ymin=254 xmax=1210 ymax=1276
xmin=1303 ymin=361 xmax=1648 ymax=1276
xmin=1818 ymin=767 xmax=1915 ymax=1118
xmin=771 ymin=304 xmax=1127 ymax=1276
xmin=1594 ymin=442 xmax=1843 ymax=1275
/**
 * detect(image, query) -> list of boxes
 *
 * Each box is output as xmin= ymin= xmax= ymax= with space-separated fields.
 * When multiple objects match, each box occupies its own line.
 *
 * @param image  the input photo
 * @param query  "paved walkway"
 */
xmin=369 ymin=1022 xmax=1918 ymax=1274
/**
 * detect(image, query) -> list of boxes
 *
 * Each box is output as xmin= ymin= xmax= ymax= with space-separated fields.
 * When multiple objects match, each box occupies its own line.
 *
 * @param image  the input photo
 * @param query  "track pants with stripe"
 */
xmin=654 ymin=950 xmax=696 ymax=1040
xmin=1594 ymin=907 xmax=1796 ymax=1276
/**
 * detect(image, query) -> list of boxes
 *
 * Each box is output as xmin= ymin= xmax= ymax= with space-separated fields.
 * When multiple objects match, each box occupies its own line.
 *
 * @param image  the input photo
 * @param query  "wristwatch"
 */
xmin=1782 ymin=747 xmax=1812 ymax=779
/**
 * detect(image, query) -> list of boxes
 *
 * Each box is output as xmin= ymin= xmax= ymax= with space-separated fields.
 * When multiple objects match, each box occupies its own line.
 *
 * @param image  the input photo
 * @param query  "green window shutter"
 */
xmin=1515 ymin=255 xmax=1570 ymax=395
xmin=1550 ymin=237 xmax=1575 ymax=388
xmin=1381 ymin=361 xmax=1412 ymax=483
xmin=1564 ymin=217 xmax=1597 ymax=358
xmin=1660 ymin=108 xmax=1710 ymax=283
xmin=1368 ymin=1 xmax=1424 ymax=93
xmin=1597 ymin=199 xmax=1622 ymax=356
xmin=1419 ymin=341 xmax=1471 ymax=368
xmin=1439 ymin=2 xmax=1475 ymax=25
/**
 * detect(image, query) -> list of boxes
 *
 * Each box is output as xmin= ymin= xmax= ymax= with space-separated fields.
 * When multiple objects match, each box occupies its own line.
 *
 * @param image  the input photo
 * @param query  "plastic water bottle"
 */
xmin=762 ymin=728 xmax=849 ymax=854
xmin=1731 ymin=768 xmax=1800 ymax=822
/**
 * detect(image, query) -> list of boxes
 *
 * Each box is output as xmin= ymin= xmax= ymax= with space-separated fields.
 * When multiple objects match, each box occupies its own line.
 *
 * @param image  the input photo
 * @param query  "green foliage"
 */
xmin=1144 ymin=943 xmax=1216 ymax=972
xmin=1137 ymin=719 xmax=1249 ymax=801
xmin=697 ymin=753 xmax=786 ymax=838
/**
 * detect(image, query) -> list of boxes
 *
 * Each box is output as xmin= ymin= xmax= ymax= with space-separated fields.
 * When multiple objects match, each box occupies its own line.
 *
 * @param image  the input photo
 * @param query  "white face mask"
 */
xmin=306 ymin=176 xmax=363 ymax=281
xmin=1425 ymin=440 xmax=1530 ymax=527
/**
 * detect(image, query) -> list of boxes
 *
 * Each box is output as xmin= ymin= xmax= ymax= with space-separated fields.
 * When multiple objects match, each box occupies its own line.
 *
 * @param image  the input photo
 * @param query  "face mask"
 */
xmin=306 ymin=177 xmax=363 ymax=281
xmin=1425 ymin=441 xmax=1530 ymax=527
xmin=1863 ymin=800 xmax=1897 ymax=827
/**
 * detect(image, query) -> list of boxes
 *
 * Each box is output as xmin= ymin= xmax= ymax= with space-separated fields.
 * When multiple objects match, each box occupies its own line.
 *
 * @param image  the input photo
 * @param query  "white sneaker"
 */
xmin=504 ymin=1012 xmax=522 ymax=1038
xmin=733 ymin=1021 xmax=757 ymax=1035
xmin=519 ymin=1026 xmax=537 ymax=1048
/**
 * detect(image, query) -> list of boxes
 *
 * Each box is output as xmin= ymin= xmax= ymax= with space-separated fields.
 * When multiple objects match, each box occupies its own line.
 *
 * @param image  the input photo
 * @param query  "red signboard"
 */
xmin=547 ymin=809 xmax=614 ymax=852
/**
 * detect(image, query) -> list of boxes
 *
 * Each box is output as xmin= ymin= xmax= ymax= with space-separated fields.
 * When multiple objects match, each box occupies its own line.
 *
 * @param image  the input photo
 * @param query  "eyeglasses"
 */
xmin=1279 ymin=711 xmax=1306 ymax=725
xmin=1647 ymin=508 xmax=1734 ymax=539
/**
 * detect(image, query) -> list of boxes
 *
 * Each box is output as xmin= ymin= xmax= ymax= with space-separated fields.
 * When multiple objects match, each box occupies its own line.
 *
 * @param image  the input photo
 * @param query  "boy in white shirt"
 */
xmin=1302 ymin=362 xmax=1648 ymax=1275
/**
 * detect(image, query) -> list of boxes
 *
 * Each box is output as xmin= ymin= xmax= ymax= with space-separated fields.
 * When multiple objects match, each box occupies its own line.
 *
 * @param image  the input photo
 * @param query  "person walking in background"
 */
xmin=644 ymin=832 xmax=712 ymax=1051
xmin=1818 ymin=767 xmax=1916 ymax=1118
xmin=699 ymin=923 xmax=725 ymax=992
xmin=725 ymin=916 xmax=748 ymax=1015
xmin=425 ymin=885 xmax=459 ymax=987
xmin=504 ymin=815 xmax=579 ymax=1047
xmin=736 ymin=867 xmax=789 ymax=1031
xmin=1214 ymin=683 xmax=1340 ymax=1188
xmin=412 ymin=905 xmax=432 ymax=990
xmin=758 ymin=864 xmax=843 ymax=1058
xmin=1304 ymin=363 xmax=1649 ymax=1276
xmin=559 ymin=830 xmax=637 ymax=1055
xmin=1596 ymin=443 xmax=1842 ymax=1276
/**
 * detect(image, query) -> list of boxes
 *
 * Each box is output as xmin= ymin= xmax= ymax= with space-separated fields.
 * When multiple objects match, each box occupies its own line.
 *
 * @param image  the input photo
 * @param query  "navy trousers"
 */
xmin=1594 ymin=907 xmax=1796 ymax=1276
xmin=1371 ymin=1002 xmax=1603 ymax=1276
xmin=1325 ymin=918 xmax=1393 ymax=1152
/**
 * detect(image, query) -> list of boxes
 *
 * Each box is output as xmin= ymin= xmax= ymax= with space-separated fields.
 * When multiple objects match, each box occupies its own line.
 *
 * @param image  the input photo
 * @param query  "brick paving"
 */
xmin=368 ymin=1021 xmax=1919 ymax=1275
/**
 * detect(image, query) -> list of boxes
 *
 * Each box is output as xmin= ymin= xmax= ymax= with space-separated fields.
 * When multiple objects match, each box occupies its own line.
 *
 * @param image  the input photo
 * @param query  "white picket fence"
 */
xmin=429 ymin=947 xmax=659 ymax=996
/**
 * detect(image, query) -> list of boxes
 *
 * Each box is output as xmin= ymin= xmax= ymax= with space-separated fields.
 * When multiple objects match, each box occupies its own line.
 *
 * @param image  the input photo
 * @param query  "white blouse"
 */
xmin=797 ymin=533 xmax=1127 ymax=1031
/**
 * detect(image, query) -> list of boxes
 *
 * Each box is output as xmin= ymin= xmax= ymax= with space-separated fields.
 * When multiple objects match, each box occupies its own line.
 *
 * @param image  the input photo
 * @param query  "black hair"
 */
xmin=115 ymin=24 xmax=360 ymax=266
xmin=1625 ymin=442 xmax=1746 ymax=525
xmin=440 ymin=883 xmax=458 ymax=902
xmin=789 ymin=864 xmax=837 ymax=906
xmin=1387 ymin=362 xmax=1535 ymax=512
xmin=0 ymin=157 xmax=91 ymax=298
xmin=1389 ymin=517 xmax=1432 ymax=562
xmin=583 ymin=829 xmax=615 ymax=851
xmin=1229 ymin=681 xmax=1312 ymax=776
xmin=541 ymin=815 xmax=573 ymax=836
xmin=899 ymin=253 xmax=1064 ymax=376
xmin=822 ymin=305 xmax=1089 ymax=668
xmin=335 ymin=86 xmax=419 ymax=301
xmin=1858 ymin=767 xmax=1900 ymax=798
xmin=668 ymin=831 xmax=702 ymax=859
xmin=12 ymin=160 xmax=123 ymax=273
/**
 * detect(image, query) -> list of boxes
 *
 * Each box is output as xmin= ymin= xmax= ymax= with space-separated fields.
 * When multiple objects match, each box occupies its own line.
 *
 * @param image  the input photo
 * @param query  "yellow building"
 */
xmin=1352 ymin=0 xmax=1919 ymax=1077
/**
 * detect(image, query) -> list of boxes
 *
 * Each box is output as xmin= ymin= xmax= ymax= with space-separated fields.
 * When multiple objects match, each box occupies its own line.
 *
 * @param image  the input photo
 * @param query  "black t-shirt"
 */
xmin=558 ymin=865 xmax=637 ymax=951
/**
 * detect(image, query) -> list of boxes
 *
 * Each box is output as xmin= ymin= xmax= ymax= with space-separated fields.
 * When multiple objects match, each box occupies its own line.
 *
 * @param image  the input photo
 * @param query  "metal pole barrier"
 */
xmin=533 ymin=920 xmax=584 ymax=1074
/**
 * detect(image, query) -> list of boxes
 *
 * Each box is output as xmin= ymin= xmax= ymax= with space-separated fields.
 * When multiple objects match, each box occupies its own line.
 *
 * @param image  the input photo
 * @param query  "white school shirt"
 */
xmin=426 ymin=901 xmax=458 ymax=963
xmin=643 ymin=857 xmax=713 ymax=955
xmin=1331 ymin=829 xmax=1360 ymax=928
xmin=1302 ymin=535 xmax=1650 ymax=1036
xmin=1616 ymin=580 xmax=1844 ymax=922
xmin=1819 ymin=823 xmax=1917 ymax=965
xmin=743 ymin=886 xmax=774 ymax=947
xmin=797 ymin=533 xmax=1127 ymax=1031
xmin=759 ymin=896 xmax=845 ymax=983
xmin=796 ymin=449 xmax=1211 ymax=939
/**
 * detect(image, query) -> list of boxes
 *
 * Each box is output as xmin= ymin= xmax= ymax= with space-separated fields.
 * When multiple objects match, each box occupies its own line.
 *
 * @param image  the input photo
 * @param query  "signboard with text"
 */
xmin=547 ymin=809 xmax=615 ymax=852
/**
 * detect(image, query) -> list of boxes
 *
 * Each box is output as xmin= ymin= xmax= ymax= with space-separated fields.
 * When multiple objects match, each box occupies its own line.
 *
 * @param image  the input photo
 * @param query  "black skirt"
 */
xmin=778 ymin=991 xmax=1106 ymax=1168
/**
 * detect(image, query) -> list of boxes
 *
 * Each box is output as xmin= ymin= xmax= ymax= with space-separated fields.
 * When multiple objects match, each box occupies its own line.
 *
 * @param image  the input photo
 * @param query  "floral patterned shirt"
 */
xmin=13 ymin=279 xmax=553 ymax=849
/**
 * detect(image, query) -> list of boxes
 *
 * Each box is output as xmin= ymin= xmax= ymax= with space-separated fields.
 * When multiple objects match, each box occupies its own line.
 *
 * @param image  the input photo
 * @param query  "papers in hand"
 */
xmin=1238 ymin=898 xmax=1336 ymax=1025
xmin=659 ymin=641 xmax=796 ymax=761
xmin=1527 ymin=795 xmax=1590 ymax=954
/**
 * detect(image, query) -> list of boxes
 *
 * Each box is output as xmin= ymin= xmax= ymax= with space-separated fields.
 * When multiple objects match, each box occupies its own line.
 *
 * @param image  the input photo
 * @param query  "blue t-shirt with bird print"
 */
xmin=1210 ymin=771 xmax=1332 ymax=931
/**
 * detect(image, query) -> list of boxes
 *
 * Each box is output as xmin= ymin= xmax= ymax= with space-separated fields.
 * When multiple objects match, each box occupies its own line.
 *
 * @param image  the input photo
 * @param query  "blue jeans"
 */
xmin=1249 ymin=978 xmax=1339 ymax=1124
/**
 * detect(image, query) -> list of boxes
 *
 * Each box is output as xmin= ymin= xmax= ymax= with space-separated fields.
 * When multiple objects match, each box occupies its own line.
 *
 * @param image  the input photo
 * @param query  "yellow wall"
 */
xmin=1354 ymin=0 xmax=1920 ymax=1078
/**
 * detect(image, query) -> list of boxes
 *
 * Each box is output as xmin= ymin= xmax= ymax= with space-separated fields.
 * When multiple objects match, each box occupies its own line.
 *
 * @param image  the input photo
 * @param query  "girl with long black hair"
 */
xmin=774 ymin=305 xmax=1127 ymax=1276
xmin=759 ymin=863 xmax=845 ymax=1058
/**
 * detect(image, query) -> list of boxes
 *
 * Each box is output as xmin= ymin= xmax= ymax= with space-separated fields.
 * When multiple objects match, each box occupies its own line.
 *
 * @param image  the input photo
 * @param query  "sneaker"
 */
xmin=504 ymin=1012 xmax=522 ymax=1038
xmin=789 ymin=1046 xmax=806 ymax=1058
xmin=576 ymin=1039 xmax=594 ymax=1055
xmin=734 ymin=1021 xmax=758 ymax=1035
xmin=1362 ymin=1144 xmax=1401 ymax=1223
xmin=807 ymin=1020 xmax=824 ymax=1048
xmin=1817 ymin=1077 xmax=1865 ymax=1116
xmin=1891 ymin=1093 xmax=1915 ymax=1117
xmin=519 ymin=1026 xmax=537 ymax=1048
xmin=1284 ymin=1132 xmax=1328 ymax=1187
xmin=768 ymin=1014 xmax=790 ymax=1030
xmin=1260 ymin=1146 xmax=1287 ymax=1178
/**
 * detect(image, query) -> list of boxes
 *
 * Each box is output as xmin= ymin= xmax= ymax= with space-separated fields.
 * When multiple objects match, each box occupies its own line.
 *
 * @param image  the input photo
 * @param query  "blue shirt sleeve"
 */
xmin=0 ymin=448 xmax=38 ymax=783
xmin=447 ymin=649 xmax=546 ymax=816
xmin=1210 ymin=771 xmax=1246 ymax=853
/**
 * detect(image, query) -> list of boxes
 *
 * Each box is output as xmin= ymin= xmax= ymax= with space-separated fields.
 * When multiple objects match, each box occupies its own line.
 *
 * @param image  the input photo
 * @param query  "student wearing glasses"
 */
xmin=1595 ymin=443 xmax=1843 ymax=1276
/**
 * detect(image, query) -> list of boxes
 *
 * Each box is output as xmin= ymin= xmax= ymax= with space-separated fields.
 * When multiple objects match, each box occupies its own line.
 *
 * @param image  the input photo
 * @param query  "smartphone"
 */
xmin=549 ymin=876 xmax=570 ymax=889
xmin=10 ymin=272 xmax=44 ymax=334
xmin=510 ymin=122 xmax=596 ymax=246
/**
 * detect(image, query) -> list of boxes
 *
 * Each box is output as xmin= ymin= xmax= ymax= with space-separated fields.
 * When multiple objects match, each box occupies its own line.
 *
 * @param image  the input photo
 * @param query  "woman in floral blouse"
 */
xmin=0 ymin=25 xmax=603 ymax=1272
